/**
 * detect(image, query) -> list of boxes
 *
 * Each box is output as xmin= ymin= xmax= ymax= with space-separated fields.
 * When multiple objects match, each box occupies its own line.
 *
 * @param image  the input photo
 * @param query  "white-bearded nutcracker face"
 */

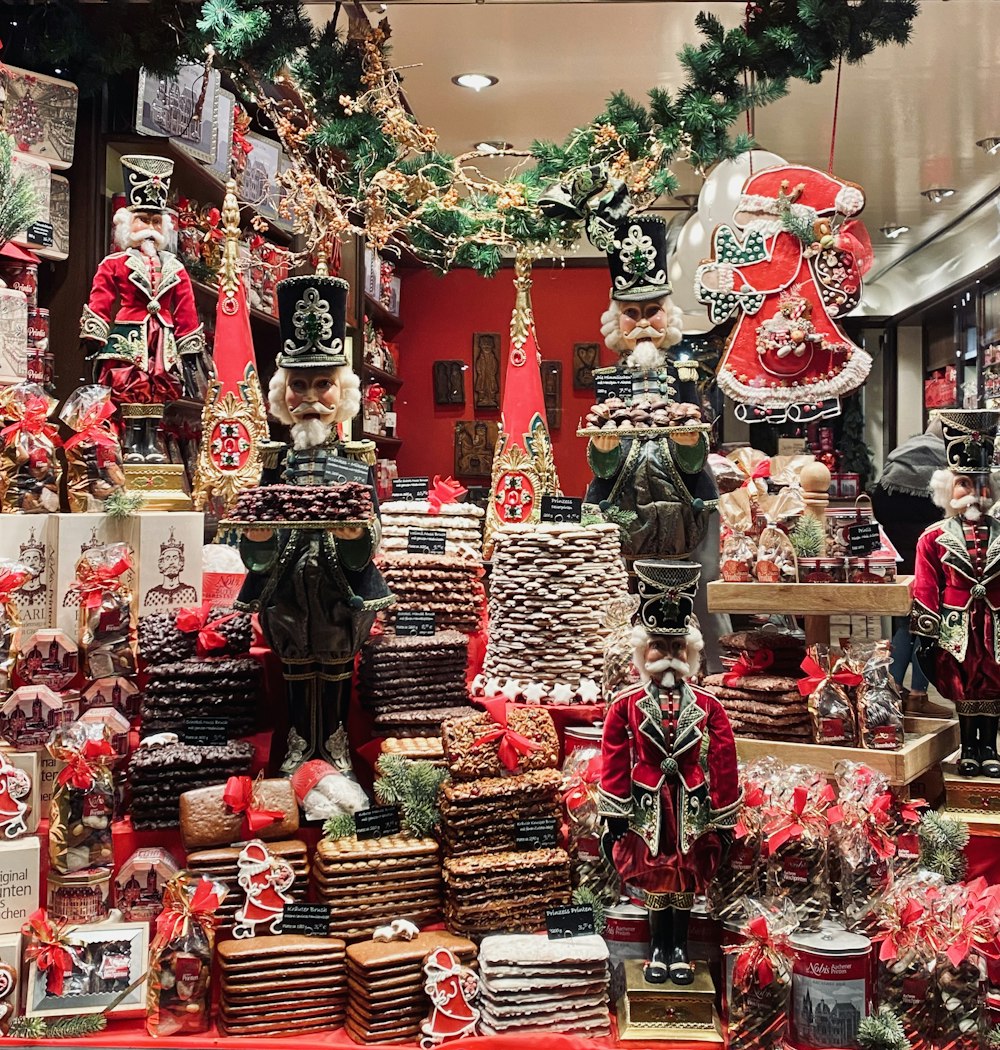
xmin=284 ymin=368 xmax=343 ymax=421
xmin=618 ymin=300 xmax=672 ymax=349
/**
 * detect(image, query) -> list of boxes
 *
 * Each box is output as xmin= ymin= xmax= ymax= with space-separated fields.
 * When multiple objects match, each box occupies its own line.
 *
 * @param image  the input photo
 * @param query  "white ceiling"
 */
xmin=311 ymin=0 xmax=1000 ymax=293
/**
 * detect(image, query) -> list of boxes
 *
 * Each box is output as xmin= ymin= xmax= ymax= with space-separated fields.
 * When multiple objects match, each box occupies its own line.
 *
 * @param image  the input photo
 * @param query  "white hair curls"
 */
xmin=113 ymin=207 xmax=174 ymax=251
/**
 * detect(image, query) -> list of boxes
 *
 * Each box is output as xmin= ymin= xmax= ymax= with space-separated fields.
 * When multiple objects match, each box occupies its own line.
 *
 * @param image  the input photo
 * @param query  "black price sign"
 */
xmin=515 ymin=818 xmax=558 ymax=850
xmin=594 ymin=373 xmax=633 ymax=404
xmin=541 ymin=496 xmax=583 ymax=524
xmin=281 ymin=902 xmax=331 ymax=937
xmin=355 ymin=806 xmax=401 ymax=840
xmin=26 ymin=221 xmax=54 ymax=248
xmin=181 ymin=717 xmax=229 ymax=746
xmin=392 ymin=477 xmax=430 ymax=501
xmin=324 ymin=457 xmax=370 ymax=485
xmin=847 ymin=521 xmax=882 ymax=557
xmin=395 ymin=610 xmax=436 ymax=636
xmin=546 ymin=904 xmax=596 ymax=940
xmin=407 ymin=528 xmax=447 ymax=555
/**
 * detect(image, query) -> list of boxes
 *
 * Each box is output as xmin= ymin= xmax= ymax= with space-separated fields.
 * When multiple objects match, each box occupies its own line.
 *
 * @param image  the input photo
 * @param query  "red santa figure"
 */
xmin=695 ymin=164 xmax=872 ymax=424
xmin=420 ymin=946 xmax=480 ymax=1047
xmin=0 ymin=754 xmax=30 ymax=839
xmin=911 ymin=409 xmax=1000 ymax=777
xmin=599 ymin=562 xmax=741 ymax=985
xmin=232 ymin=840 xmax=295 ymax=938
xmin=79 ymin=155 xmax=207 ymax=462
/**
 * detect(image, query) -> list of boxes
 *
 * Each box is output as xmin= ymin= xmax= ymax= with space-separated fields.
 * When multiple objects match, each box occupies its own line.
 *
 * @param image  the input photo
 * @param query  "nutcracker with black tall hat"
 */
xmin=912 ymin=409 xmax=1000 ymax=777
xmin=599 ymin=562 xmax=741 ymax=985
xmin=585 ymin=213 xmax=718 ymax=564
xmin=235 ymin=271 xmax=393 ymax=776
xmin=79 ymin=155 xmax=209 ymax=462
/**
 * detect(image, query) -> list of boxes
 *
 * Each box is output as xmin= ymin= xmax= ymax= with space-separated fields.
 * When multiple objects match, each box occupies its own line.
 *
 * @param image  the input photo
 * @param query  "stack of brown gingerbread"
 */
xmin=217 ymin=935 xmax=347 ymax=1037
xmin=345 ymin=930 xmax=476 ymax=1044
xmin=377 ymin=551 xmax=485 ymax=635
xmin=703 ymin=629 xmax=808 ymax=742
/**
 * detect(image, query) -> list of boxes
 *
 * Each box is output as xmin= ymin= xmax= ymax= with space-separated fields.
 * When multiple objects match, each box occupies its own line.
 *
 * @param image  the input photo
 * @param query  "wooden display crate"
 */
xmin=943 ymin=753 xmax=1000 ymax=826
xmin=707 ymin=577 xmax=914 ymax=617
xmin=735 ymin=716 xmax=958 ymax=786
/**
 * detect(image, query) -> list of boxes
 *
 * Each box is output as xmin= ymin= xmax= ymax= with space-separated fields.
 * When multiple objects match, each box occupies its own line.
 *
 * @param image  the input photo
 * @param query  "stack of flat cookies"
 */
xmin=217 ymin=935 xmax=347 ymax=1038
xmin=185 ymin=840 xmax=309 ymax=932
xmin=345 ymin=930 xmax=477 ymax=1044
xmin=379 ymin=499 xmax=485 ymax=556
xmin=380 ymin=736 xmax=446 ymax=765
xmin=378 ymin=552 xmax=485 ymax=635
xmin=313 ymin=834 xmax=442 ymax=940
xmin=359 ymin=631 xmax=471 ymax=736
xmin=704 ymin=629 xmax=809 ymax=742
xmin=477 ymin=933 xmax=611 ymax=1036
xmin=484 ymin=522 xmax=629 ymax=695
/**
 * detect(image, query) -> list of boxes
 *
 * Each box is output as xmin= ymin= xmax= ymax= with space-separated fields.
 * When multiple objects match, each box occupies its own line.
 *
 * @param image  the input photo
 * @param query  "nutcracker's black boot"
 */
xmin=121 ymin=416 xmax=145 ymax=464
xmin=138 ymin=417 xmax=166 ymax=463
xmin=979 ymin=715 xmax=1000 ymax=777
xmin=668 ymin=907 xmax=695 ymax=985
xmin=643 ymin=909 xmax=670 ymax=984
xmin=958 ymin=715 xmax=981 ymax=777
xmin=280 ymin=674 xmax=317 ymax=775
xmin=319 ymin=670 xmax=353 ymax=774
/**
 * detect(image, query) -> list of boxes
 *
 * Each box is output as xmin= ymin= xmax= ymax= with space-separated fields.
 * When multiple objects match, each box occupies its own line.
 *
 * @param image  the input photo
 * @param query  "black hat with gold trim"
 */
xmin=607 ymin=214 xmax=672 ymax=302
xmin=121 ymin=155 xmax=173 ymax=213
xmin=633 ymin=560 xmax=700 ymax=637
xmin=276 ymin=275 xmax=349 ymax=369
xmin=935 ymin=408 xmax=1000 ymax=475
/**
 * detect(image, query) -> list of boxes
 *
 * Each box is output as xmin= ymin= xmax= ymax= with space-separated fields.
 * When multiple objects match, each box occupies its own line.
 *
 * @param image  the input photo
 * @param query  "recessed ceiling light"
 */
xmin=475 ymin=140 xmax=513 ymax=154
xmin=978 ymin=137 xmax=1000 ymax=155
xmin=879 ymin=224 xmax=910 ymax=239
xmin=921 ymin=187 xmax=956 ymax=204
xmin=452 ymin=73 xmax=498 ymax=92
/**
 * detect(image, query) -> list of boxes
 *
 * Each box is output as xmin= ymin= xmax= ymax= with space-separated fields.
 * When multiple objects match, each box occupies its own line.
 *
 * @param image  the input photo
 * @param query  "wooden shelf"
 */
xmin=362 ymin=431 xmax=402 ymax=448
xmin=706 ymin=577 xmax=914 ymax=617
xmin=191 ymin=278 xmax=279 ymax=329
xmin=362 ymin=363 xmax=403 ymax=390
xmin=364 ymin=293 xmax=402 ymax=333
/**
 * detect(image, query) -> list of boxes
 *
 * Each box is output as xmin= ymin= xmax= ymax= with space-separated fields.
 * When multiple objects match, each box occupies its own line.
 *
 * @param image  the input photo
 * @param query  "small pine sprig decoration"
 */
xmin=790 ymin=514 xmax=826 ymax=558
xmin=571 ymin=886 xmax=608 ymax=934
xmin=8 ymin=1016 xmax=45 ymax=1039
xmin=374 ymin=755 xmax=448 ymax=839
xmin=918 ymin=810 xmax=969 ymax=883
xmin=988 ymin=1025 xmax=1000 ymax=1049
xmin=857 ymin=1006 xmax=911 ymax=1050
xmin=9 ymin=1014 xmax=108 ymax=1039
xmin=323 ymin=812 xmax=357 ymax=840
xmin=104 ymin=490 xmax=146 ymax=518
xmin=0 ymin=132 xmax=39 ymax=246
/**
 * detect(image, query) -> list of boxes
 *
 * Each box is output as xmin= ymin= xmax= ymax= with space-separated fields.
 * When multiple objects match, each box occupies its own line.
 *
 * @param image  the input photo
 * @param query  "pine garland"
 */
xmin=918 ymin=810 xmax=969 ymax=883
xmin=789 ymin=514 xmax=826 ymax=558
xmin=374 ymin=755 xmax=448 ymax=839
xmin=323 ymin=812 xmax=357 ymax=840
xmin=0 ymin=132 xmax=39 ymax=246
xmin=9 ymin=1014 xmax=108 ymax=1039
xmin=838 ymin=393 xmax=877 ymax=490
xmin=857 ymin=1006 xmax=911 ymax=1050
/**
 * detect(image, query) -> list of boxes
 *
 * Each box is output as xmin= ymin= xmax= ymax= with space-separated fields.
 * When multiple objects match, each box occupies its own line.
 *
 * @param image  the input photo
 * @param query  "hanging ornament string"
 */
xmin=744 ymin=2 xmax=760 ymax=175
xmin=828 ymin=56 xmax=843 ymax=175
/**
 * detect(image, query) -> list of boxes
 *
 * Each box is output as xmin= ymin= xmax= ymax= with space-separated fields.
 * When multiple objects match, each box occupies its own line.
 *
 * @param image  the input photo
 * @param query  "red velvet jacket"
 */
xmin=598 ymin=679 xmax=741 ymax=857
xmin=79 ymin=248 xmax=204 ymax=371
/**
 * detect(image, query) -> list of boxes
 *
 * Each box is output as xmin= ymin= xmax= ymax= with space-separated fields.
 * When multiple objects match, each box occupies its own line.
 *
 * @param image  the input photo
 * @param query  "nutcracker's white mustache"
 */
xmin=951 ymin=493 xmax=983 ymax=519
xmin=290 ymin=401 xmax=338 ymax=420
xmin=129 ymin=229 xmax=165 ymax=254
xmin=646 ymin=655 xmax=692 ymax=679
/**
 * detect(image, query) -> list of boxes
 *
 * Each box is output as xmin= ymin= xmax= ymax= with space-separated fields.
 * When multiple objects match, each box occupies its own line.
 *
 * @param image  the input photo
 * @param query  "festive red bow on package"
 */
xmin=563 ymin=755 xmax=602 ymax=811
xmin=941 ymin=879 xmax=1000 ymax=966
xmin=735 ymin=781 xmax=767 ymax=841
xmin=223 ymin=775 xmax=284 ymax=838
xmin=63 ymin=400 xmax=118 ymax=452
xmin=827 ymin=790 xmax=897 ymax=860
xmin=427 ymin=475 xmax=468 ymax=515
xmin=737 ymin=459 xmax=771 ymax=494
xmin=22 ymin=909 xmax=77 ymax=997
xmin=153 ymin=875 xmax=223 ymax=950
xmin=797 ymin=655 xmax=863 ymax=697
xmin=0 ymin=395 xmax=60 ymax=446
xmin=71 ymin=556 xmax=131 ymax=611
xmin=765 ymin=782 xmax=835 ymax=851
xmin=56 ymin=737 xmax=115 ymax=790
xmin=873 ymin=898 xmax=929 ymax=963
xmin=726 ymin=915 xmax=791 ymax=990
xmin=472 ymin=698 xmax=540 ymax=772
xmin=176 ymin=606 xmax=239 ymax=657
xmin=723 ymin=650 xmax=774 ymax=687
xmin=0 ymin=564 xmax=29 ymax=604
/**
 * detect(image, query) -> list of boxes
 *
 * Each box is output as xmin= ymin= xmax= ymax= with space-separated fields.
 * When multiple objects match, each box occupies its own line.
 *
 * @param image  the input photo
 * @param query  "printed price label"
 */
xmin=515 ymin=818 xmax=558 ymax=850
xmin=594 ymin=373 xmax=633 ymax=404
xmin=181 ymin=717 xmax=230 ymax=746
xmin=847 ymin=521 xmax=882 ymax=556
xmin=395 ymin=610 xmax=436 ymax=636
xmin=540 ymin=496 xmax=583 ymax=524
xmin=407 ymin=528 xmax=447 ymax=554
xmin=323 ymin=457 xmax=370 ymax=485
xmin=25 ymin=222 xmax=54 ymax=248
xmin=281 ymin=903 xmax=331 ymax=937
xmin=355 ymin=806 xmax=401 ymax=840
xmin=392 ymin=477 xmax=429 ymax=501
xmin=546 ymin=904 xmax=596 ymax=939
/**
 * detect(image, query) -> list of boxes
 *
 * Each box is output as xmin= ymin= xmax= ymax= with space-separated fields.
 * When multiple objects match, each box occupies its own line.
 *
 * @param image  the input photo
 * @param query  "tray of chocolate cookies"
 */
xmin=221 ymin=481 xmax=375 ymax=530
xmin=576 ymin=396 xmax=711 ymax=438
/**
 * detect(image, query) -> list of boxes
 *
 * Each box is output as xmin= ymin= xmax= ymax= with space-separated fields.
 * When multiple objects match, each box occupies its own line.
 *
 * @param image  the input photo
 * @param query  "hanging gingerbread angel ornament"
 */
xmin=232 ymin=840 xmax=295 ymax=938
xmin=695 ymin=164 xmax=873 ymax=424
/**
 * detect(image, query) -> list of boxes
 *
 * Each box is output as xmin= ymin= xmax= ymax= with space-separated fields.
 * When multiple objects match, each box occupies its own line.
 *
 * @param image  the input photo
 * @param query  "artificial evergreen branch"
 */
xmin=323 ymin=812 xmax=357 ymax=840
xmin=918 ymin=810 xmax=969 ymax=883
xmin=789 ymin=514 xmax=826 ymax=558
xmin=0 ymin=132 xmax=39 ymax=246
xmin=9 ymin=1014 xmax=108 ymax=1039
xmin=374 ymin=755 xmax=448 ymax=839
xmin=104 ymin=490 xmax=145 ymax=518
xmin=857 ymin=1006 xmax=911 ymax=1050
xmin=571 ymin=886 xmax=608 ymax=934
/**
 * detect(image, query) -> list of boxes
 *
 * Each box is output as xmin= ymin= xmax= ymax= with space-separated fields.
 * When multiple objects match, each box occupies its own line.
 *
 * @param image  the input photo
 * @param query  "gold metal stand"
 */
xmin=615 ymin=959 xmax=723 ymax=1042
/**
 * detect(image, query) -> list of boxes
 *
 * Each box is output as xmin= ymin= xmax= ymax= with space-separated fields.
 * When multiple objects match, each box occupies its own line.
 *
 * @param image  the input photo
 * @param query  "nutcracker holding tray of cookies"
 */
xmin=234 ymin=273 xmax=394 ymax=776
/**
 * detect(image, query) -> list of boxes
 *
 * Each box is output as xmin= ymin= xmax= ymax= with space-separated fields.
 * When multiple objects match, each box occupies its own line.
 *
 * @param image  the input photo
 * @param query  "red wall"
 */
xmin=395 ymin=265 xmax=615 ymax=497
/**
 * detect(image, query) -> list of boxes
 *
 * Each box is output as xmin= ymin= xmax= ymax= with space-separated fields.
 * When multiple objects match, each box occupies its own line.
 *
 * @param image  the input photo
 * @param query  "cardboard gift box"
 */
xmin=0 ymin=517 xmax=56 ymax=633
xmin=0 ymin=286 xmax=28 ymax=385
xmin=82 ymin=677 xmax=140 ymax=723
xmin=0 ymin=686 xmax=77 ymax=751
xmin=10 ymin=152 xmax=52 ymax=252
xmin=14 ymin=629 xmax=79 ymax=692
xmin=54 ymin=512 xmax=204 ymax=635
xmin=37 ymin=752 xmax=65 ymax=809
xmin=39 ymin=173 xmax=69 ymax=262
xmin=113 ymin=847 xmax=180 ymax=924
xmin=0 ymin=837 xmax=40 ymax=934
xmin=0 ymin=66 xmax=78 ymax=169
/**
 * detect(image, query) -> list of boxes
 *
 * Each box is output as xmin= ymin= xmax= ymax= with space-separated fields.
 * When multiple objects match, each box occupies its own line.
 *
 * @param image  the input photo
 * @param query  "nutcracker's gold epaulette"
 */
xmin=260 ymin=440 xmax=286 ymax=472
xmin=343 ymin=439 xmax=377 ymax=466
xmin=592 ymin=366 xmax=620 ymax=377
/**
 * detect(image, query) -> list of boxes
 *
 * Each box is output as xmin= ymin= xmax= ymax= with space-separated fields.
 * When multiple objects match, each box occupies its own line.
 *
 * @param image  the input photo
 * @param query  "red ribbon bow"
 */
xmin=563 ymin=755 xmax=602 ymax=811
xmin=873 ymin=898 xmax=927 ymax=962
xmin=797 ymin=655 xmax=863 ymax=697
xmin=0 ymin=564 xmax=29 ymax=603
xmin=56 ymin=737 xmax=114 ymax=791
xmin=765 ymin=783 xmax=834 ymax=851
xmin=726 ymin=915 xmax=791 ymax=990
xmin=734 ymin=781 xmax=766 ymax=841
xmin=223 ymin=775 xmax=283 ymax=838
xmin=722 ymin=649 xmax=774 ymax=687
xmin=1 ymin=395 xmax=60 ymax=445
xmin=427 ymin=475 xmax=468 ymax=515
xmin=176 ymin=606 xmax=238 ymax=657
xmin=63 ymin=400 xmax=118 ymax=452
xmin=22 ymin=910 xmax=76 ymax=997
xmin=153 ymin=876 xmax=223 ymax=950
xmin=71 ymin=557 xmax=131 ymax=611
xmin=472 ymin=698 xmax=540 ymax=772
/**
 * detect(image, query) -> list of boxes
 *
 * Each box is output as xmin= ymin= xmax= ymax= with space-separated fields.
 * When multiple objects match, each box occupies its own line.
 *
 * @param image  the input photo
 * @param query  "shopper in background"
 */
xmin=871 ymin=418 xmax=948 ymax=716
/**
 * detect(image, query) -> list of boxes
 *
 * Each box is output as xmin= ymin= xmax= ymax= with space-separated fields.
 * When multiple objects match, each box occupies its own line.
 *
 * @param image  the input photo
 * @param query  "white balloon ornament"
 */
xmin=669 ymin=213 xmax=711 ymax=316
xmin=697 ymin=149 xmax=786 ymax=231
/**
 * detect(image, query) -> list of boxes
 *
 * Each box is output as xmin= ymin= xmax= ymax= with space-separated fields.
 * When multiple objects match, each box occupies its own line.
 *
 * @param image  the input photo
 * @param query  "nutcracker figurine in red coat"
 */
xmin=79 ymin=155 xmax=207 ymax=462
xmin=599 ymin=561 xmax=741 ymax=985
xmin=911 ymin=409 xmax=1000 ymax=777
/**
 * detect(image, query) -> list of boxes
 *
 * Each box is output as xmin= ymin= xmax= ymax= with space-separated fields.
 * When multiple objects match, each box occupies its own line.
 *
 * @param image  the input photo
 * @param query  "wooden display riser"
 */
xmin=942 ymin=750 xmax=1000 ymax=833
xmin=735 ymin=716 xmax=958 ymax=786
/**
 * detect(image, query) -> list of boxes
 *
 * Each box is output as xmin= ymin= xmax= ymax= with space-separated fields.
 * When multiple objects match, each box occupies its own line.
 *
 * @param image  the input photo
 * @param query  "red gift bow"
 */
xmin=563 ymin=754 xmax=602 ymax=811
xmin=0 ymin=395 xmax=60 ymax=446
xmin=427 ymin=475 xmax=467 ymax=515
xmin=223 ymin=775 xmax=284 ymax=837
xmin=873 ymin=898 xmax=929 ymax=962
xmin=722 ymin=649 xmax=774 ymax=687
xmin=726 ymin=915 xmax=792 ymax=990
xmin=63 ymin=400 xmax=118 ymax=452
xmin=764 ymin=782 xmax=835 ymax=851
xmin=176 ymin=606 xmax=239 ymax=657
xmin=734 ymin=781 xmax=766 ymax=841
xmin=71 ymin=556 xmax=131 ymax=610
xmin=153 ymin=876 xmax=223 ymax=950
xmin=797 ymin=654 xmax=863 ymax=697
xmin=472 ymin=697 xmax=540 ymax=772
xmin=0 ymin=564 xmax=29 ymax=602
xmin=57 ymin=737 xmax=114 ymax=790
xmin=22 ymin=909 xmax=76 ymax=998
xmin=827 ymin=790 xmax=898 ymax=860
